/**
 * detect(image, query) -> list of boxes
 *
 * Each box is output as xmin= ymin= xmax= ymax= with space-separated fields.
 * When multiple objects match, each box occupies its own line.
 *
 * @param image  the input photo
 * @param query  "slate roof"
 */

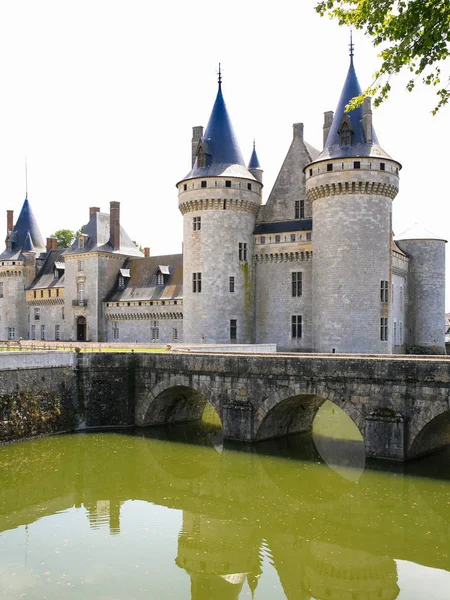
xmin=27 ymin=249 xmax=66 ymax=290
xmin=63 ymin=212 xmax=143 ymax=257
xmin=180 ymin=80 xmax=255 ymax=182
xmin=105 ymin=254 xmax=183 ymax=303
xmin=312 ymin=57 xmax=393 ymax=162
xmin=248 ymin=143 xmax=261 ymax=169
xmin=254 ymin=219 xmax=313 ymax=235
xmin=0 ymin=197 xmax=46 ymax=260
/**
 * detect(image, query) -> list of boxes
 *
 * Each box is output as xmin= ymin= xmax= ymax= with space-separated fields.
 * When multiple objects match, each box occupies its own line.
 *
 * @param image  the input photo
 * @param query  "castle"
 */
xmin=0 ymin=54 xmax=446 ymax=354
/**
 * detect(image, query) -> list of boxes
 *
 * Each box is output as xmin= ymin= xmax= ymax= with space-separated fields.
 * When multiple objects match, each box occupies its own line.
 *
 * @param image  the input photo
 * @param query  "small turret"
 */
xmin=248 ymin=141 xmax=263 ymax=184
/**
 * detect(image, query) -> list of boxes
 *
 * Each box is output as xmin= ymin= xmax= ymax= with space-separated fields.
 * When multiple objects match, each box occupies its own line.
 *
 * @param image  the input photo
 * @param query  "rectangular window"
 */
xmin=113 ymin=322 xmax=119 ymax=341
xmin=118 ymin=275 xmax=125 ymax=288
xmin=394 ymin=320 xmax=397 ymax=346
xmin=400 ymin=285 xmax=403 ymax=311
xmin=260 ymin=236 xmax=265 ymax=244
xmin=183 ymin=184 xmax=187 ymax=191
xmin=201 ymin=180 xmax=207 ymax=188
xmin=290 ymin=234 xmax=296 ymax=242
xmin=275 ymin=235 xmax=280 ymax=243
xmin=8 ymin=327 xmax=15 ymax=340
xmin=31 ymin=325 xmax=36 ymax=340
xmin=34 ymin=307 xmax=40 ymax=321
xmin=62 ymin=307 xmax=65 ymax=320
xmin=56 ymin=288 xmax=60 ymax=297
xmin=193 ymin=272 xmax=202 ymax=293
xmin=354 ymin=161 xmax=361 ymax=169
xmin=292 ymin=272 xmax=302 ymax=297
xmin=173 ymin=327 xmax=178 ymax=341
xmin=78 ymin=260 xmax=84 ymax=271
xmin=193 ymin=216 xmax=201 ymax=231
xmin=151 ymin=320 xmax=159 ymax=341
xmin=392 ymin=283 xmax=395 ymax=305
xmin=238 ymin=243 xmax=248 ymax=261
xmin=306 ymin=232 xmax=312 ymax=241
xmin=380 ymin=280 xmax=388 ymax=303
xmin=33 ymin=290 xmax=37 ymax=299
xmin=0 ymin=282 xmax=3 ymax=298
xmin=230 ymin=319 xmax=237 ymax=340
xmin=229 ymin=276 xmax=235 ymax=293
xmin=295 ymin=200 xmax=300 ymax=219
xmin=400 ymin=321 xmax=403 ymax=344
xmin=78 ymin=237 xmax=85 ymax=249
xmin=41 ymin=325 xmax=46 ymax=341
xmin=40 ymin=290 xmax=44 ymax=298
xmin=380 ymin=162 xmax=385 ymax=171
xmin=55 ymin=324 xmax=60 ymax=341
xmin=291 ymin=315 xmax=302 ymax=339
xmin=77 ymin=282 xmax=85 ymax=304
xmin=225 ymin=180 xmax=231 ymax=188
xmin=380 ymin=317 xmax=388 ymax=341
xmin=247 ymin=183 xmax=252 ymax=191
xmin=327 ymin=163 xmax=333 ymax=172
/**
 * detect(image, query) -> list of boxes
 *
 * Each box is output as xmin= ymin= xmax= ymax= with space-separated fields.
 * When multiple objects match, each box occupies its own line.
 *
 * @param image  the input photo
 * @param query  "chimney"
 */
xmin=90 ymin=206 xmax=100 ymax=219
xmin=362 ymin=97 xmax=373 ymax=144
xmin=6 ymin=210 xmax=13 ymax=233
xmin=323 ymin=111 xmax=334 ymax=147
xmin=192 ymin=126 xmax=203 ymax=167
xmin=46 ymin=237 xmax=53 ymax=252
xmin=144 ymin=247 xmax=150 ymax=258
xmin=293 ymin=123 xmax=304 ymax=140
xmin=109 ymin=201 xmax=120 ymax=250
xmin=52 ymin=237 xmax=58 ymax=250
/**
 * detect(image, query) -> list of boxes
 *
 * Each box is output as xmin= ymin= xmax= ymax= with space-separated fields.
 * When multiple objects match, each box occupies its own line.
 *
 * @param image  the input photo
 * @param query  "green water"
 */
xmin=0 ymin=403 xmax=449 ymax=599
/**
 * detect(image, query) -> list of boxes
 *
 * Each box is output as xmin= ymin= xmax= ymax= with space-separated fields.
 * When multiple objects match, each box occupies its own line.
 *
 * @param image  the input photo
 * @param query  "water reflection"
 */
xmin=0 ymin=422 xmax=449 ymax=599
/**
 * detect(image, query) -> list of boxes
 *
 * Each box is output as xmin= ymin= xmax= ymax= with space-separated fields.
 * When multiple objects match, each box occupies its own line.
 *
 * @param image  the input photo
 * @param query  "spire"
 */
xmin=180 ymin=69 xmax=254 ymax=181
xmin=312 ymin=46 xmax=394 ymax=162
xmin=22 ymin=231 xmax=35 ymax=253
xmin=248 ymin=140 xmax=261 ymax=169
xmin=3 ymin=197 xmax=46 ymax=257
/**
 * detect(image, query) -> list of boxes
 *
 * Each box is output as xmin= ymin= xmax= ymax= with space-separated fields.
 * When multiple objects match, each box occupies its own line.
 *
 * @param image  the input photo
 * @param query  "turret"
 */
xmin=248 ymin=141 xmax=263 ymax=184
xmin=305 ymin=47 xmax=401 ymax=353
xmin=395 ymin=226 xmax=447 ymax=354
xmin=177 ymin=68 xmax=262 ymax=344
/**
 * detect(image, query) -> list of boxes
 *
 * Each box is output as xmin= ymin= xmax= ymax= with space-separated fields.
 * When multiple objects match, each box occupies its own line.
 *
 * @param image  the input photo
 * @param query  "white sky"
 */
xmin=0 ymin=0 xmax=449 ymax=310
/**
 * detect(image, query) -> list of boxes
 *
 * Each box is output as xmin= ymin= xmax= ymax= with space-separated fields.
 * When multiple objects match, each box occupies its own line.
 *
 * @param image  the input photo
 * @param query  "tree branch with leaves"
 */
xmin=316 ymin=0 xmax=450 ymax=114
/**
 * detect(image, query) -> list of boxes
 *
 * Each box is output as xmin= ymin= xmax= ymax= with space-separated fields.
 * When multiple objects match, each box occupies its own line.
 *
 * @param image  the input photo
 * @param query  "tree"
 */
xmin=316 ymin=0 xmax=450 ymax=114
xmin=50 ymin=229 xmax=76 ymax=249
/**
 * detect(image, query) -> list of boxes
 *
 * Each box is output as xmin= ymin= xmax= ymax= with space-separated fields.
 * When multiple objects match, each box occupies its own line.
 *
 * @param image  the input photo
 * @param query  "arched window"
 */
xmin=197 ymin=145 xmax=206 ymax=168
xmin=339 ymin=121 xmax=352 ymax=146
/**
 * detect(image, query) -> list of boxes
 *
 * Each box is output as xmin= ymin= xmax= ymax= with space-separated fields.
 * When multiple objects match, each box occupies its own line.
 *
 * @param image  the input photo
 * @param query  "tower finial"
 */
xmin=25 ymin=157 xmax=28 ymax=200
xmin=253 ymin=138 xmax=255 ymax=150
xmin=349 ymin=29 xmax=354 ymax=59
xmin=218 ymin=62 xmax=222 ymax=88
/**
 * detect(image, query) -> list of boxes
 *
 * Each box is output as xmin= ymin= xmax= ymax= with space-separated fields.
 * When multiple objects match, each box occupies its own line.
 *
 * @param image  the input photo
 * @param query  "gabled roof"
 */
xmin=313 ymin=57 xmax=392 ymax=162
xmin=63 ymin=212 xmax=143 ymax=257
xmin=179 ymin=79 xmax=255 ymax=182
xmin=27 ymin=249 xmax=66 ymax=290
xmin=0 ymin=197 xmax=46 ymax=260
xmin=105 ymin=254 xmax=183 ymax=303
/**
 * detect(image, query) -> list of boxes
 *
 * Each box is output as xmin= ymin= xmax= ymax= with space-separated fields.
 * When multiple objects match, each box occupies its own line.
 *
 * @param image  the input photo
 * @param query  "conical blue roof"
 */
xmin=22 ymin=231 xmax=35 ymax=253
xmin=0 ymin=196 xmax=46 ymax=259
xmin=248 ymin=142 xmax=261 ymax=169
xmin=180 ymin=80 xmax=255 ymax=182
xmin=314 ymin=57 xmax=391 ymax=162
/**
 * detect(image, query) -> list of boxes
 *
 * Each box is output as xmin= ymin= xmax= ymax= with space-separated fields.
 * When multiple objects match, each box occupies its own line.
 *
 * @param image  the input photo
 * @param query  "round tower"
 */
xmin=305 ymin=52 xmax=401 ymax=354
xmin=177 ymin=72 xmax=262 ymax=344
xmin=395 ymin=226 xmax=447 ymax=354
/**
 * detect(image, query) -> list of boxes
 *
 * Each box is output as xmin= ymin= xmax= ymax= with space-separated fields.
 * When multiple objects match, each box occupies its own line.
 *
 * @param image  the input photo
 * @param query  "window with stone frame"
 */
xmin=291 ymin=315 xmax=302 ymax=339
xmin=8 ymin=327 xmax=15 ymax=340
xmin=55 ymin=324 xmax=60 ymax=341
xmin=197 ymin=145 xmax=206 ymax=168
xmin=238 ymin=243 xmax=248 ymax=261
xmin=0 ymin=282 xmax=3 ymax=298
xmin=113 ymin=322 xmax=119 ymax=341
xmin=380 ymin=281 xmax=389 ymax=303
xmin=156 ymin=272 xmax=164 ymax=286
xmin=173 ymin=327 xmax=178 ymax=341
xmin=34 ymin=307 xmax=40 ymax=321
xmin=380 ymin=317 xmax=388 ymax=341
xmin=193 ymin=272 xmax=202 ymax=293
xmin=31 ymin=325 xmax=36 ymax=340
xmin=230 ymin=319 xmax=237 ymax=340
xmin=78 ymin=260 xmax=85 ymax=272
xmin=339 ymin=121 xmax=352 ymax=146
xmin=292 ymin=272 xmax=302 ymax=297
xmin=151 ymin=320 xmax=159 ymax=341
xmin=77 ymin=282 xmax=85 ymax=304
xmin=229 ymin=276 xmax=235 ymax=293
xmin=41 ymin=325 xmax=46 ymax=341
xmin=193 ymin=216 xmax=201 ymax=231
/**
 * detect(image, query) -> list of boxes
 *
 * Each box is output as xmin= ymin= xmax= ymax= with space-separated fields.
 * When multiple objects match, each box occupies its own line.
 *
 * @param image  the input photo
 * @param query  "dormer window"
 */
xmin=156 ymin=265 xmax=170 ymax=286
xmin=118 ymin=276 xmax=125 ymax=289
xmin=78 ymin=237 xmax=85 ymax=249
xmin=118 ymin=268 xmax=130 ymax=290
xmin=339 ymin=119 xmax=352 ymax=147
xmin=197 ymin=145 xmax=206 ymax=168
xmin=157 ymin=272 xmax=164 ymax=285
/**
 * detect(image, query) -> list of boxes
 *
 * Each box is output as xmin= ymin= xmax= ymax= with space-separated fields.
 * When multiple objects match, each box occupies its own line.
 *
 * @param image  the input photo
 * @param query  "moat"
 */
xmin=0 ymin=403 xmax=449 ymax=599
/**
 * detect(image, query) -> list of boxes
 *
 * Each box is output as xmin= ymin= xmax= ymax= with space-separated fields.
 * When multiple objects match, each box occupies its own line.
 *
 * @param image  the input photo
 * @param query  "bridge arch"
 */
xmin=253 ymin=384 xmax=364 ymax=442
xmin=408 ymin=406 xmax=450 ymax=458
xmin=136 ymin=374 xmax=221 ymax=428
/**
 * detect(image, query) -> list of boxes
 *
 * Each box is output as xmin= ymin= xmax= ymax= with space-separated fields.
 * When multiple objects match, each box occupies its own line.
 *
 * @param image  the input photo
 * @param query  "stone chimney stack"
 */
xmin=362 ymin=97 xmax=373 ymax=144
xmin=192 ymin=126 xmax=203 ymax=167
xmin=293 ymin=123 xmax=304 ymax=140
xmin=46 ymin=238 xmax=53 ymax=252
xmin=52 ymin=238 xmax=58 ymax=250
xmin=90 ymin=206 xmax=100 ymax=220
xmin=144 ymin=247 xmax=150 ymax=257
xmin=323 ymin=111 xmax=334 ymax=147
xmin=7 ymin=210 xmax=13 ymax=232
xmin=109 ymin=202 xmax=120 ymax=250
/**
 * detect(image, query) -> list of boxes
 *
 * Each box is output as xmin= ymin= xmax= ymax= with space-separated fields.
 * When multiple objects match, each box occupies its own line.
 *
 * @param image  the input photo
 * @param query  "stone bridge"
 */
xmin=77 ymin=352 xmax=450 ymax=460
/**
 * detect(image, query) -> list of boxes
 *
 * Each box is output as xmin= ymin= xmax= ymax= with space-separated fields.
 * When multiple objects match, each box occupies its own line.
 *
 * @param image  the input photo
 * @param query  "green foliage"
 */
xmin=50 ymin=229 xmax=76 ymax=249
xmin=316 ymin=0 xmax=450 ymax=114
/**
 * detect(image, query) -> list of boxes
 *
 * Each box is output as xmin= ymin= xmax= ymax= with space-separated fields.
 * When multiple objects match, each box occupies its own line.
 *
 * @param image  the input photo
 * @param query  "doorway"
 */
xmin=77 ymin=316 xmax=87 ymax=341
